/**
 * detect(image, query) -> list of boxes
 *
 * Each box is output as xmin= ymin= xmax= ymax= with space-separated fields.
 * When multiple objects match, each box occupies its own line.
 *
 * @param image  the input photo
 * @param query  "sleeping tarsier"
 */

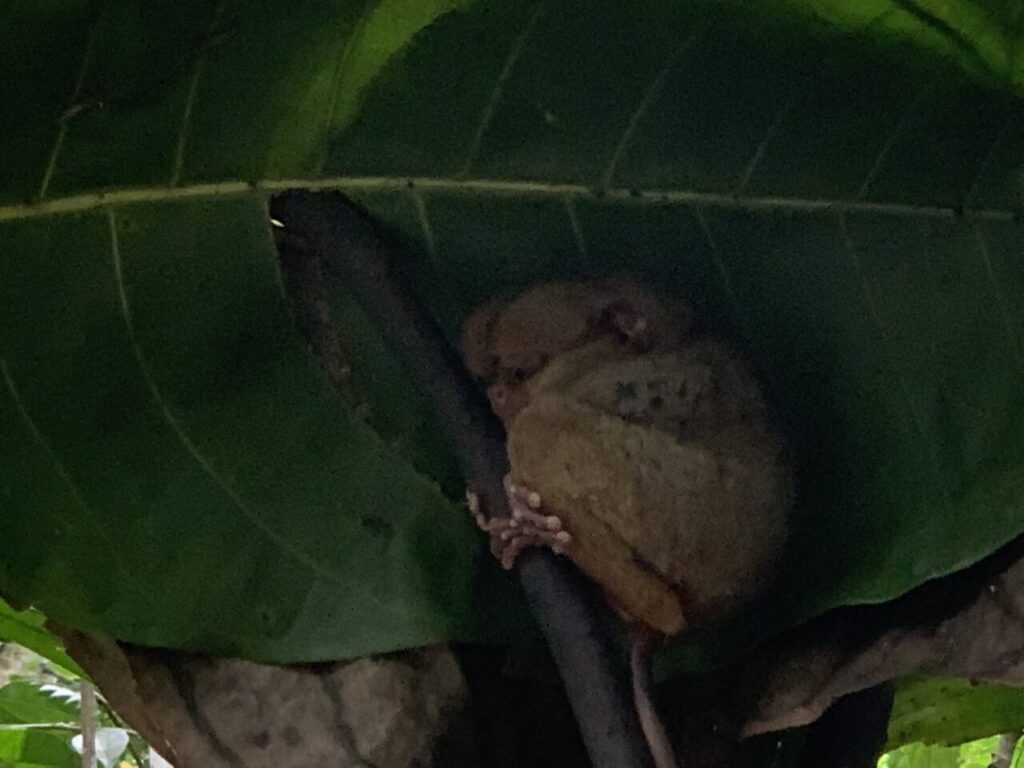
xmin=462 ymin=278 xmax=793 ymax=767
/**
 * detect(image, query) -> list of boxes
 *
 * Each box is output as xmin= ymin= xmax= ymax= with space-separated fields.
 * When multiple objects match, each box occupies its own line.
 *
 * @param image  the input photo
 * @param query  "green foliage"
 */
xmin=0 ymin=729 xmax=78 ymax=768
xmin=889 ymin=677 xmax=1024 ymax=750
xmin=0 ymin=0 xmax=1023 ymax=674
xmin=0 ymin=681 xmax=78 ymax=726
xmin=0 ymin=599 xmax=83 ymax=677
xmin=880 ymin=734 xmax=1023 ymax=768
xmin=0 ymin=677 xmax=81 ymax=768
xmin=881 ymin=741 xmax=960 ymax=768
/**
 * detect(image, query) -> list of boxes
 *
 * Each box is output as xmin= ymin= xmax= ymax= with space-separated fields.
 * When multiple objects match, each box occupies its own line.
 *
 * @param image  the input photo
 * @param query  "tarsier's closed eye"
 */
xmin=507 ymin=352 xmax=548 ymax=383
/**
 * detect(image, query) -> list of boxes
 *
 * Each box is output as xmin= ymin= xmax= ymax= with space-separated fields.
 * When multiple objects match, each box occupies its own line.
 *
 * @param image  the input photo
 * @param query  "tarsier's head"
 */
xmin=461 ymin=278 xmax=693 ymax=422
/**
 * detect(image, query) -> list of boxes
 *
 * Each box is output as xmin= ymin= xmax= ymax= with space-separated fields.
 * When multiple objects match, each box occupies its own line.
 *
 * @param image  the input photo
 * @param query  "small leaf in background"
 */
xmin=37 ymin=684 xmax=80 ymax=707
xmin=0 ymin=681 xmax=78 ymax=725
xmin=0 ymin=598 xmax=83 ymax=676
xmin=0 ymin=727 xmax=78 ymax=768
xmin=71 ymin=727 xmax=129 ymax=768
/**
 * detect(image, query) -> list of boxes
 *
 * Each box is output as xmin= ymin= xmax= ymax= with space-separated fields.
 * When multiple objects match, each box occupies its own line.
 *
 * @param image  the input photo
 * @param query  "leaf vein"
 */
xmin=838 ymin=211 xmax=943 ymax=477
xmin=563 ymin=197 xmax=587 ymax=257
xmin=460 ymin=2 xmax=544 ymax=178
xmin=731 ymin=92 xmax=795 ymax=196
xmin=602 ymin=24 xmax=703 ymax=189
xmin=696 ymin=207 xmax=747 ymax=336
xmin=733 ymin=8 xmax=896 ymax=197
xmin=315 ymin=0 xmax=375 ymax=175
xmin=169 ymin=0 xmax=227 ymax=188
xmin=963 ymin=106 xmax=1018 ymax=210
xmin=1 ymin=178 xmax=1018 ymax=223
xmin=38 ymin=14 xmax=104 ymax=200
xmin=410 ymin=188 xmax=438 ymax=264
xmin=857 ymin=81 xmax=936 ymax=200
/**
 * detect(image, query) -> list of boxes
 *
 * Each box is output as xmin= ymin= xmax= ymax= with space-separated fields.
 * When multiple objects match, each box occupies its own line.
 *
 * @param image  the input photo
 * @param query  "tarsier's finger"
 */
xmin=500 ymin=533 xmax=547 ymax=569
xmin=477 ymin=475 xmax=575 ymax=568
xmin=512 ymin=507 xmax=564 ymax=531
xmin=490 ymin=536 xmax=508 ymax=561
xmin=506 ymin=486 xmax=566 ymax=532
xmin=466 ymin=491 xmax=492 ymax=532
xmin=504 ymin=475 xmax=542 ymax=509
xmin=481 ymin=516 xmax=514 ymax=534
xmin=468 ymin=490 xmax=527 ymax=534
xmin=498 ymin=529 xmax=573 ymax=569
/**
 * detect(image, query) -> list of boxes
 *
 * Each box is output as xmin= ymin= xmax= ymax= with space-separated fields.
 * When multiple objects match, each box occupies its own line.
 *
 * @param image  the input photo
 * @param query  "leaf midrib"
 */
xmin=0 ymin=176 xmax=1017 ymax=224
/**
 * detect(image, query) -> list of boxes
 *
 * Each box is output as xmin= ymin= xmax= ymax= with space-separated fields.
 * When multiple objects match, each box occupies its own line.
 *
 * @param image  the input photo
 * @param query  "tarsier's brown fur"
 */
xmin=463 ymin=278 xmax=793 ymax=635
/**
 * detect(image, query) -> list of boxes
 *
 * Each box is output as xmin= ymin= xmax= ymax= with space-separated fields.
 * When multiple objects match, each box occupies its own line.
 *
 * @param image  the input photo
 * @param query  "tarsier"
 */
xmin=462 ymin=278 xmax=793 ymax=767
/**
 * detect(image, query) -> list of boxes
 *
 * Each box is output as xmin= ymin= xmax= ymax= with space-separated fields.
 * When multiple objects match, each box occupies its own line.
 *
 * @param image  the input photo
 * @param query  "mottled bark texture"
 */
xmin=55 ymin=629 xmax=465 ymax=768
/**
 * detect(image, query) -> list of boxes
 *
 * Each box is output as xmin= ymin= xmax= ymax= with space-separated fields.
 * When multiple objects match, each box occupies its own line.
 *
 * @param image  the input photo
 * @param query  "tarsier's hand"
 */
xmin=467 ymin=476 xmax=571 ymax=570
xmin=462 ymin=278 xmax=793 ymax=635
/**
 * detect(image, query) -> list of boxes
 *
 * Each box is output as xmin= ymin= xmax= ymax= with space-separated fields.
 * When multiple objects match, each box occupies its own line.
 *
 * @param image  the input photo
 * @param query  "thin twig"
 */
xmin=269 ymin=190 xmax=652 ymax=768
xmin=80 ymin=681 xmax=97 ymax=768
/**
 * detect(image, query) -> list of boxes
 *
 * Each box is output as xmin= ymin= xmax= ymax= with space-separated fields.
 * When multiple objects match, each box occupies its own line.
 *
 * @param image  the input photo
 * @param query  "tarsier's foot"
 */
xmin=605 ymin=300 xmax=650 ymax=348
xmin=466 ymin=476 xmax=572 ymax=569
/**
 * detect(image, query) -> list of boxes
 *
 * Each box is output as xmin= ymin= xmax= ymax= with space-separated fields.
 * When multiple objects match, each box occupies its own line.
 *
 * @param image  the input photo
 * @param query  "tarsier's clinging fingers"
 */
xmin=467 ymin=478 xmax=572 ymax=570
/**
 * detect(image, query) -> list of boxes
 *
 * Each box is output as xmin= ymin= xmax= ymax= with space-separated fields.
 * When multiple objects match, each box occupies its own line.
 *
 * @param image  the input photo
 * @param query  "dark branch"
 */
xmin=269 ymin=189 xmax=653 ymax=768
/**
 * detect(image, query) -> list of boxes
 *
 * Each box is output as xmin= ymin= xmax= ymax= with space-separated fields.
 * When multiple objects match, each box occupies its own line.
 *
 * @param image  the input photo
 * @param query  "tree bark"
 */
xmin=57 ymin=629 xmax=466 ymax=768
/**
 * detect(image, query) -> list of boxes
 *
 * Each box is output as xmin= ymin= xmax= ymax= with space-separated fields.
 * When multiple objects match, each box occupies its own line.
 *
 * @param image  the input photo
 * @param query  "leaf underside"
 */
xmin=0 ymin=0 xmax=1023 ymax=667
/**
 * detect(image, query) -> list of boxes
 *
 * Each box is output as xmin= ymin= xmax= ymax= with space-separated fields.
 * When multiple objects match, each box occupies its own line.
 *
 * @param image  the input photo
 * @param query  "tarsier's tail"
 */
xmin=630 ymin=629 xmax=681 ymax=768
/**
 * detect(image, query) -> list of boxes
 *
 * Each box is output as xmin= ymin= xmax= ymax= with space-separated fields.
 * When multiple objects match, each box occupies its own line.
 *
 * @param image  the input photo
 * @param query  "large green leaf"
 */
xmin=1 ymin=0 xmax=1024 ymax=664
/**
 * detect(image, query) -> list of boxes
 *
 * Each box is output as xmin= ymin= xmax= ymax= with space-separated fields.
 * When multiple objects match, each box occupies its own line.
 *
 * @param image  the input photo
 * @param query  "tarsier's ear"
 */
xmin=600 ymin=275 xmax=695 ymax=341
xmin=460 ymin=298 xmax=505 ymax=379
